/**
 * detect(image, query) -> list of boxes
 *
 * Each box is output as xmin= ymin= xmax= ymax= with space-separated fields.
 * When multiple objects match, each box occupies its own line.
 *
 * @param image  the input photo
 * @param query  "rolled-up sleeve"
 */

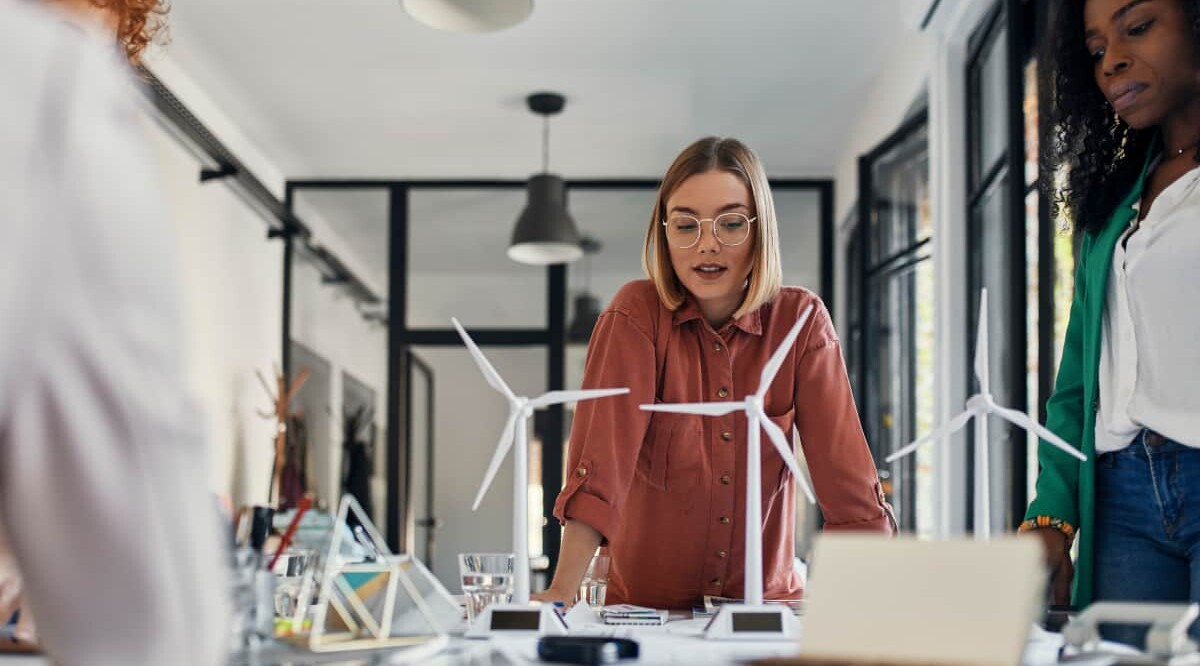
xmin=553 ymin=303 xmax=657 ymax=543
xmin=794 ymin=302 xmax=895 ymax=533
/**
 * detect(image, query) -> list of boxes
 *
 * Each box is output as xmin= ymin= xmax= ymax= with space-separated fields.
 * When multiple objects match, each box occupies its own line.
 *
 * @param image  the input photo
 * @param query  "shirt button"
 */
xmin=720 ymin=474 xmax=732 ymax=485
xmin=576 ymin=467 xmax=588 ymax=477
xmin=722 ymin=431 xmax=733 ymax=441
xmin=713 ymin=342 xmax=724 ymax=352
xmin=717 ymin=387 xmax=729 ymax=398
xmin=717 ymin=551 xmax=727 ymax=559
xmin=719 ymin=516 xmax=731 ymax=525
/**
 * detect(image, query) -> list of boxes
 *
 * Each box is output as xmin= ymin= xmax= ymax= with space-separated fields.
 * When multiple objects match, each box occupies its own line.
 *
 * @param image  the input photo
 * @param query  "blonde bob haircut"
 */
xmin=642 ymin=137 xmax=783 ymax=321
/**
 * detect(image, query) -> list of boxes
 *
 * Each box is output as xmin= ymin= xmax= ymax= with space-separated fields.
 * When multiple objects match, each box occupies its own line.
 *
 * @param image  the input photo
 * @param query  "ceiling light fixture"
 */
xmin=401 ymin=0 xmax=532 ymax=33
xmin=507 ymin=92 xmax=583 ymax=266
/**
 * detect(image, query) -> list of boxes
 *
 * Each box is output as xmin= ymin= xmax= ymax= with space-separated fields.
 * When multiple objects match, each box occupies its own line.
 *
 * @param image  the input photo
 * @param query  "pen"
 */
xmin=268 ymin=494 xmax=312 ymax=571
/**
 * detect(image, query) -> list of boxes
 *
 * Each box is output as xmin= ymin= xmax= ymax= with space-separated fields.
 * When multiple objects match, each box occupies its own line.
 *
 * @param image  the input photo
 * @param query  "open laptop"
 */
xmin=795 ymin=534 xmax=1046 ymax=666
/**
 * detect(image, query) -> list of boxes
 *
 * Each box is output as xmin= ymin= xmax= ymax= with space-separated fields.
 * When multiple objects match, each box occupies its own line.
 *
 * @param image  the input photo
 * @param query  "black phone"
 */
xmin=537 ymin=636 xmax=639 ymax=665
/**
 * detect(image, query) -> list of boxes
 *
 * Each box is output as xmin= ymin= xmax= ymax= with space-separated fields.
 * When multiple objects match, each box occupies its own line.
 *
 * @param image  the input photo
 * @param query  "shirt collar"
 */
xmin=672 ymin=296 xmax=764 ymax=336
xmin=1118 ymin=135 xmax=1161 ymax=216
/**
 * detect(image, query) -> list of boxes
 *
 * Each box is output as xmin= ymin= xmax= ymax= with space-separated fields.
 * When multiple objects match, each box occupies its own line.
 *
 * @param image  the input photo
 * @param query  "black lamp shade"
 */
xmin=508 ymin=174 xmax=583 ymax=265
xmin=568 ymin=293 xmax=602 ymax=342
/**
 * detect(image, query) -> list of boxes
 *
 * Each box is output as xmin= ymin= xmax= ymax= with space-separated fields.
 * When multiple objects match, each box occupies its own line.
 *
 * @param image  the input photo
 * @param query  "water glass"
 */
xmin=271 ymin=549 xmax=319 ymax=619
xmin=458 ymin=553 xmax=514 ymax=624
xmin=578 ymin=554 xmax=610 ymax=609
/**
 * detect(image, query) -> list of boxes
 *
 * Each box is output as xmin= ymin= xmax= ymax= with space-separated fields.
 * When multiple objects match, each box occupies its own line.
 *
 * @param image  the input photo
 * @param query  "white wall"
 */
xmin=144 ymin=84 xmax=389 ymax=515
xmin=291 ymin=258 xmax=389 ymax=515
xmin=831 ymin=33 xmax=934 ymax=334
xmin=832 ymin=41 xmax=934 ymax=226
xmin=147 ymin=118 xmax=283 ymax=506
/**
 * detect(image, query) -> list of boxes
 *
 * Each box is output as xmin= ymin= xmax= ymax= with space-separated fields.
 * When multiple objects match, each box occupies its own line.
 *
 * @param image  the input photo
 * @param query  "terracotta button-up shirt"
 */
xmin=553 ymin=280 xmax=894 ymax=610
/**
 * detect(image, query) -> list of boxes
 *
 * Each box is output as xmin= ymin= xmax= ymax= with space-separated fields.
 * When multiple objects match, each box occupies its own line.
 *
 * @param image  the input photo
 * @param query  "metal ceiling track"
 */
xmin=136 ymin=67 xmax=383 ymax=309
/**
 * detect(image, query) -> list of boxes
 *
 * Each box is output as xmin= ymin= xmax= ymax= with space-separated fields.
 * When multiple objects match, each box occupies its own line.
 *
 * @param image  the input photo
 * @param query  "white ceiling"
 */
xmin=164 ymin=0 xmax=910 ymax=181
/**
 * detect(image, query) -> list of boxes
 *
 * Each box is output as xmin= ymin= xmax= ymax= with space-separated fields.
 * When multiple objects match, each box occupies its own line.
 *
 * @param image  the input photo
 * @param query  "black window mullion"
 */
xmin=865 ymin=237 xmax=933 ymax=279
xmin=969 ymin=154 xmax=1010 ymax=210
xmin=1004 ymin=0 xmax=1030 ymax=531
xmin=963 ymin=0 xmax=1031 ymax=535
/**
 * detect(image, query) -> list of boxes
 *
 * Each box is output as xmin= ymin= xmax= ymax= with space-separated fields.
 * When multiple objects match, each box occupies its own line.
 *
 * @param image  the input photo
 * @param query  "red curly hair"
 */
xmin=91 ymin=0 xmax=169 ymax=65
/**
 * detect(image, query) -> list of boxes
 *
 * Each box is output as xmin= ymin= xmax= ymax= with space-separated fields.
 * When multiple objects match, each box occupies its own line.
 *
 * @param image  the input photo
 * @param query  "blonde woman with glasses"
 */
xmin=533 ymin=137 xmax=895 ymax=611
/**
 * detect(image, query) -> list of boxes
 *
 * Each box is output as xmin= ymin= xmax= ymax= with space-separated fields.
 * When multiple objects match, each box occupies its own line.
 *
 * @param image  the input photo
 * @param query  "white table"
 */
xmin=0 ymin=618 xmax=1072 ymax=665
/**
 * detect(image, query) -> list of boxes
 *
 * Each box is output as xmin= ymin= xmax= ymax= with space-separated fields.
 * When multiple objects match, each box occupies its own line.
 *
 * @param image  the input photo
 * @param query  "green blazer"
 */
xmin=1024 ymin=154 xmax=1153 ymax=607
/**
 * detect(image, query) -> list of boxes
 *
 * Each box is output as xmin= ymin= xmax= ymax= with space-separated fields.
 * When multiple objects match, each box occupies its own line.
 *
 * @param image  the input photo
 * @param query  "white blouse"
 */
xmin=0 ymin=5 xmax=227 ymax=664
xmin=1096 ymin=163 xmax=1200 ymax=452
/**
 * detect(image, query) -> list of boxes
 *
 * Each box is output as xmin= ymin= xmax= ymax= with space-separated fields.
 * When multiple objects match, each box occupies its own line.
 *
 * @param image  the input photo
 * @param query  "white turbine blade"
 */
xmin=975 ymin=289 xmax=989 ymax=395
xmin=886 ymin=408 xmax=975 ymax=463
xmin=991 ymin=404 xmax=1088 ymax=462
xmin=760 ymin=416 xmax=817 ymax=504
xmin=639 ymin=401 xmax=744 ymax=416
xmin=756 ymin=305 xmax=815 ymax=399
xmin=529 ymin=388 xmax=630 ymax=409
xmin=452 ymin=317 xmax=515 ymax=401
xmin=471 ymin=411 xmax=518 ymax=511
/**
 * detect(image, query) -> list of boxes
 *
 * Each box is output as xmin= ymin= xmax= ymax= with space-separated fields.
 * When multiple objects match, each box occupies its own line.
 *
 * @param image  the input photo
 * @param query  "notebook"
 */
xmin=797 ymin=534 xmax=1045 ymax=666
xmin=694 ymin=595 xmax=803 ymax=618
xmin=601 ymin=604 xmax=668 ymax=626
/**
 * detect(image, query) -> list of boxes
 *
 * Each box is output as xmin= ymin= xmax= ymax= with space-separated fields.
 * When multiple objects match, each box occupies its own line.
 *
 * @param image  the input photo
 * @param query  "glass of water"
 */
xmin=578 ymin=554 xmax=610 ymax=609
xmin=458 ymin=553 xmax=514 ymax=625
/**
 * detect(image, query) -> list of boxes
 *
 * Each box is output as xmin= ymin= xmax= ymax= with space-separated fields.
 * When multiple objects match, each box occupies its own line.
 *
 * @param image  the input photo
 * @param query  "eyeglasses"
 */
xmin=661 ymin=213 xmax=757 ymax=249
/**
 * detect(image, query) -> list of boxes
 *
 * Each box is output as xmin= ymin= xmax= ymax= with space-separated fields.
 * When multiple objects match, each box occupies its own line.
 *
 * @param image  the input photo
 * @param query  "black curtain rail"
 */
xmin=137 ymin=68 xmax=382 ymax=310
xmin=303 ymin=243 xmax=383 ymax=305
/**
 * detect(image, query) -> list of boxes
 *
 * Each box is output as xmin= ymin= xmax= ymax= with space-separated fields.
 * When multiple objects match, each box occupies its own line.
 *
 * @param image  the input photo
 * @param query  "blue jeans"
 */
xmin=1093 ymin=429 xmax=1200 ymax=647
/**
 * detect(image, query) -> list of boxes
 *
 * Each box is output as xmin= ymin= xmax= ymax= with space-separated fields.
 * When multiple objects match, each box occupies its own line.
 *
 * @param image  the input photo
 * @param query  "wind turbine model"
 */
xmin=452 ymin=318 xmax=629 ymax=636
xmin=640 ymin=306 xmax=817 ymax=641
xmin=886 ymin=288 xmax=1086 ymax=540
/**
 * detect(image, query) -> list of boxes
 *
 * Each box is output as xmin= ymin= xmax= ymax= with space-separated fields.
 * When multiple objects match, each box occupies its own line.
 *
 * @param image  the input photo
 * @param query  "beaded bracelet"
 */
xmin=1018 ymin=516 xmax=1075 ymax=547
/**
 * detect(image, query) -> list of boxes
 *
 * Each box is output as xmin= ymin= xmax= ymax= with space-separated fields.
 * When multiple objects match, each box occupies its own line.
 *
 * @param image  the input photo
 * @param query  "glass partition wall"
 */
xmin=287 ymin=178 xmax=833 ymax=589
xmin=288 ymin=187 xmax=390 ymax=531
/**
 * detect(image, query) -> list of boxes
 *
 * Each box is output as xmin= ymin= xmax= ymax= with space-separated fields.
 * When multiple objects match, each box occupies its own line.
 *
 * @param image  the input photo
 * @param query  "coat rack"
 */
xmin=257 ymin=365 xmax=310 ymax=508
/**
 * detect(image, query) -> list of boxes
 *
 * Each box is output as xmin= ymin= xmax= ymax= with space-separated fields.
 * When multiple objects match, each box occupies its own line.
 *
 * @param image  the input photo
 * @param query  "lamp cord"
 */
xmin=542 ymin=114 xmax=550 ymax=174
xmin=580 ymin=249 xmax=590 ymax=293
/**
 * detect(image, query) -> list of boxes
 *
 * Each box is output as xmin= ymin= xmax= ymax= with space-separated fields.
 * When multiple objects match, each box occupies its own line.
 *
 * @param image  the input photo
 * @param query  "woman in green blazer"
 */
xmin=1024 ymin=0 xmax=1200 ymax=644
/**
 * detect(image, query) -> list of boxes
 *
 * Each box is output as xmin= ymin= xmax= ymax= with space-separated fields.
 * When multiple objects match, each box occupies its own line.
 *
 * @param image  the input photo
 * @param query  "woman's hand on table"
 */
xmin=531 ymin=586 xmax=577 ymax=608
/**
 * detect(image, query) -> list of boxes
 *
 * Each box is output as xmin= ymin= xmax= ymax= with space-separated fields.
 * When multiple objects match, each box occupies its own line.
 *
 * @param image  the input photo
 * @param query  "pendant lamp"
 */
xmin=508 ymin=92 xmax=583 ymax=266
xmin=401 ymin=0 xmax=532 ymax=33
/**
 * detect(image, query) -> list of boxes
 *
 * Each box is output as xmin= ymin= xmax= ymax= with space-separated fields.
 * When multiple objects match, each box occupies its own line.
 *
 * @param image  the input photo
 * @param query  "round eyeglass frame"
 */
xmin=661 ymin=213 xmax=757 ymax=249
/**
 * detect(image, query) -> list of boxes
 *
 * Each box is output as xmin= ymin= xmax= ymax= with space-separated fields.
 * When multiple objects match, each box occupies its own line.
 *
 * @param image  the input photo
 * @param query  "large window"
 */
xmin=966 ymin=1 xmax=1022 ymax=534
xmin=965 ymin=0 xmax=1069 ymax=532
xmin=852 ymin=111 xmax=934 ymax=535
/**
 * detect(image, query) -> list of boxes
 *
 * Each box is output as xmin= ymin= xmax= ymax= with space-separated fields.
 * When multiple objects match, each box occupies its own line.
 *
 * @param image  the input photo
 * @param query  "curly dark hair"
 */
xmin=91 ymin=0 xmax=170 ymax=66
xmin=1040 ymin=0 xmax=1200 ymax=234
